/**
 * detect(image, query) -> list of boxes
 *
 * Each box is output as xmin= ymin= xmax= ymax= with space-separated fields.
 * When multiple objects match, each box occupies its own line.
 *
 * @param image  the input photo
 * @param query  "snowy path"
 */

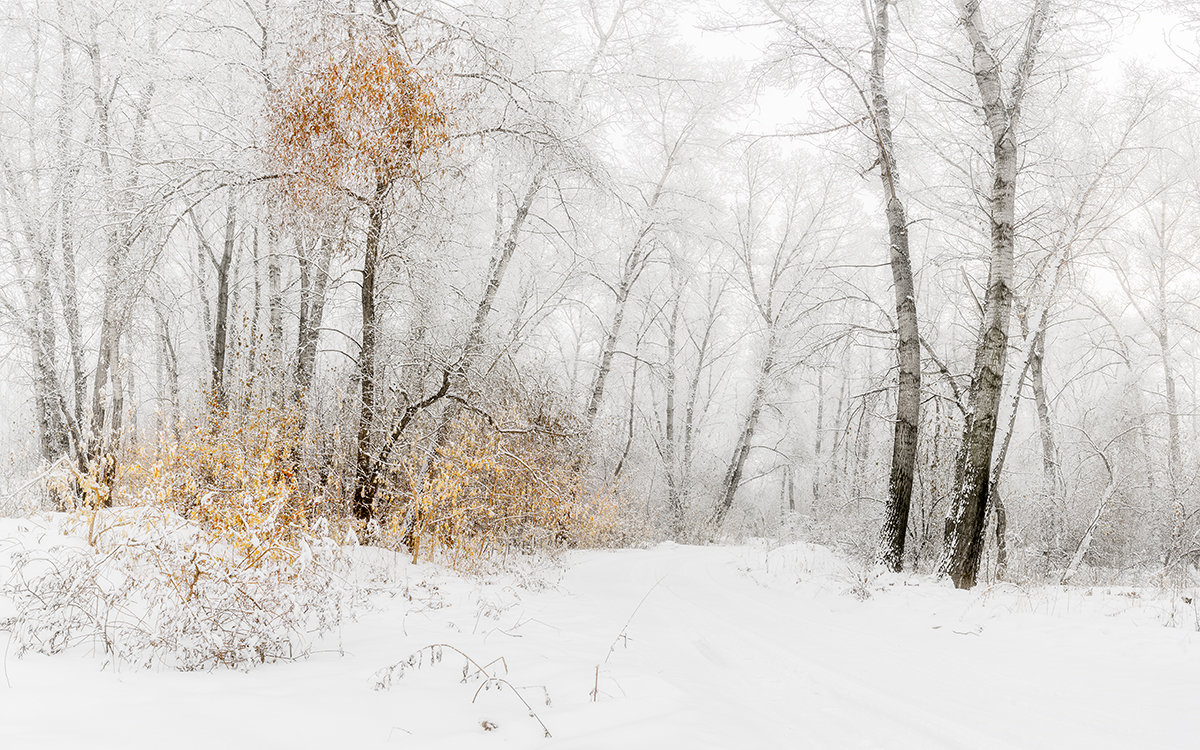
xmin=3 ymin=541 xmax=1199 ymax=748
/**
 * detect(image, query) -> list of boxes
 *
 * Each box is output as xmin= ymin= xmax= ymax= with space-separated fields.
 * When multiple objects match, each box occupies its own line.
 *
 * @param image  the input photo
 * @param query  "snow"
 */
xmin=2 ymin=517 xmax=1199 ymax=749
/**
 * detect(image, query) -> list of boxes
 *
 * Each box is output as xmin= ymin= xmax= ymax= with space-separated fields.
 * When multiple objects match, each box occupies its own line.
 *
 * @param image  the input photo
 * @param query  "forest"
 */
xmin=2 ymin=0 xmax=1200 ymax=747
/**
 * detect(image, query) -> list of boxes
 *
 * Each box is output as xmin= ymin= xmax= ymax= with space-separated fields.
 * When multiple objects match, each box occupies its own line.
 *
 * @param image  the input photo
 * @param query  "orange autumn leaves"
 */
xmin=121 ymin=403 xmax=623 ymax=570
xmin=121 ymin=404 xmax=322 ymax=567
xmin=266 ymin=37 xmax=451 ymax=207
xmin=384 ymin=414 xmax=625 ymax=565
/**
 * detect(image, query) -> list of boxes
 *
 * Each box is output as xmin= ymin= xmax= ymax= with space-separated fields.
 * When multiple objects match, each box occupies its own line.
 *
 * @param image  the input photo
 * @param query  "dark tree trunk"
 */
xmin=939 ymin=0 xmax=1049 ymax=589
xmin=871 ymin=0 xmax=922 ymax=573
xmin=211 ymin=194 xmax=236 ymax=409
xmin=353 ymin=178 xmax=388 ymax=523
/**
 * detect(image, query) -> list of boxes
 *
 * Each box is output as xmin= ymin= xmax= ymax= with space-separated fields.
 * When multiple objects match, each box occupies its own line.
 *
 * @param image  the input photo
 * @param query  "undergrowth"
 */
xmin=2 ymin=395 xmax=635 ymax=669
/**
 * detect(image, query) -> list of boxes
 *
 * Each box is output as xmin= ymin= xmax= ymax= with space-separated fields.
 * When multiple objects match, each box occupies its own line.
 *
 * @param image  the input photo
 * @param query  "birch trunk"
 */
xmin=713 ymin=329 xmax=776 ymax=529
xmin=869 ymin=0 xmax=921 ymax=572
xmin=56 ymin=5 xmax=85 ymax=434
xmin=939 ymin=0 xmax=1050 ymax=589
xmin=296 ymin=237 xmax=332 ymax=397
xmin=663 ymin=287 xmax=684 ymax=533
xmin=1029 ymin=328 xmax=1063 ymax=564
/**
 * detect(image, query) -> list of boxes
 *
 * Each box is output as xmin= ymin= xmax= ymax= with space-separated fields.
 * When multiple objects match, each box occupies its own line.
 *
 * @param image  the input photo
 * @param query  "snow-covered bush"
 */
xmin=3 ymin=509 xmax=356 ymax=670
xmin=375 ymin=405 xmax=633 ymax=566
xmin=0 ymin=402 xmax=359 ymax=670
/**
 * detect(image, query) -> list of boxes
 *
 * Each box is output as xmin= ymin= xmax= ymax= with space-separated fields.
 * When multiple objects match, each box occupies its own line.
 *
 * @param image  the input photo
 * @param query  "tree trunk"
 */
xmin=986 ymin=315 xmax=1046 ymax=578
xmin=586 ymin=282 xmax=631 ymax=430
xmin=459 ymin=173 xmax=543 ymax=373
xmin=585 ymin=234 xmax=652 ymax=431
xmin=211 ymin=194 xmax=236 ymax=409
xmin=30 ymin=257 xmax=69 ymax=463
xmin=1029 ymin=327 xmax=1063 ymax=566
xmin=681 ymin=279 xmax=722 ymax=497
xmin=993 ymin=490 xmax=1009 ymax=578
xmin=353 ymin=178 xmax=388 ymax=523
xmin=585 ymin=158 xmax=677 ymax=431
xmin=869 ymin=0 xmax=921 ymax=573
xmin=1061 ymin=476 xmax=1114 ymax=585
xmin=1 ymin=159 xmax=71 ymax=466
xmin=296 ymin=237 xmax=332 ymax=397
xmin=713 ymin=329 xmax=776 ymax=529
xmin=813 ymin=367 xmax=825 ymax=506
xmin=663 ymin=283 xmax=684 ymax=533
xmin=85 ymin=32 xmax=153 ymax=501
xmin=612 ymin=345 xmax=640 ymax=481
xmin=154 ymin=302 xmax=180 ymax=438
xmin=56 ymin=5 xmax=86 ymax=436
xmin=1154 ymin=251 xmax=1182 ymax=521
xmin=939 ymin=0 xmax=1049 ymax=589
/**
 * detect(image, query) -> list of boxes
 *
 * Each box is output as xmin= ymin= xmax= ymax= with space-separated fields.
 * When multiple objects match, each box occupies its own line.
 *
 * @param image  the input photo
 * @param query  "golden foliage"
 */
xmin=379 ymin=411 xmax=624 ymax=566
xmin=266 ymin=35 xmax=452 ymax=207
xmin=114 ymin=395 xmax=627 ymax=570
xmin=120 ymin=403 xmax=324 ymax=566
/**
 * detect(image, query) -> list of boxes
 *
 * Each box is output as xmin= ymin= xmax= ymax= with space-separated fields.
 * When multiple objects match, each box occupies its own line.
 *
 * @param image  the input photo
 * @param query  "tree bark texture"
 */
xmin=353 ymin=179 xmax=387 ymax=522
xmin=869 ymin=0 xmax=921 ymax=573
xmin=939 ymin=0 xmax=1050 ymax=589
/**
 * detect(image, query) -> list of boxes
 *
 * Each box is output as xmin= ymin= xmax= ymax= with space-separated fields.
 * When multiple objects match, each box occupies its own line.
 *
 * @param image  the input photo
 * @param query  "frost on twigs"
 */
xmin=372 ymin=643 xmax=552 ymax=738
xmin=2 ymin=510 xmax=356 ymax=670
xmin=373 ymin=402 xmax=631 ymax=569
xmin=265 ymin=27 xmax=452 ymax=218
xmin=3 ymin=399 xmax=361 ymax=671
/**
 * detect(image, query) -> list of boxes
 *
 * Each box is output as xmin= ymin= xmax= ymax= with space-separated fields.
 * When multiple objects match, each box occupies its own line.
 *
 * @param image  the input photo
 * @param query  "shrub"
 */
xmin=378 ymin=407 xmax=627 ymax=566
xmin=0 ymin=403 xmax=360 ymax=671
xmin=119 ymin=402 xmax=342 ymax=562
xmin=3 ymin=509 xmax=354 ymax=670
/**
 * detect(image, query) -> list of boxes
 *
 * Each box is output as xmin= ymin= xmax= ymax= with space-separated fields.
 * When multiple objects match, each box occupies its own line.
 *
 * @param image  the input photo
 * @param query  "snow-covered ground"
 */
xmin=2 ymin=515 xmax=1199 ymax=749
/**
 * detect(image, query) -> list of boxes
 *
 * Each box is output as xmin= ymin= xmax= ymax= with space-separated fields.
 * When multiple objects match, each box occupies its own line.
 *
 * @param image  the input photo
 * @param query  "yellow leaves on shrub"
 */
xmin=120 ymin=404 xmax=316 ymax=568
xmin=117 ymin=400 xmax=626 ymax=572
xmin=381 ymin=414 xmax=623 ymax=565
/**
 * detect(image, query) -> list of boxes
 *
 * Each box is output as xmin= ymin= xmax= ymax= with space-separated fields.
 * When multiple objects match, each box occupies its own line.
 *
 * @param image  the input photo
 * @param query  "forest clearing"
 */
xmin=4 ymin=514 xmax=1198 ymax=749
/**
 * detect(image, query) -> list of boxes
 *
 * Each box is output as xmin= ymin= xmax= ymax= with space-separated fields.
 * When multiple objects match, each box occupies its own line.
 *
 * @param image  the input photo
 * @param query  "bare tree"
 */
xmin=712 ymin=150 xmax=840 ymax=530
xmin=939 ymin=0 xmax=1051 ymax=589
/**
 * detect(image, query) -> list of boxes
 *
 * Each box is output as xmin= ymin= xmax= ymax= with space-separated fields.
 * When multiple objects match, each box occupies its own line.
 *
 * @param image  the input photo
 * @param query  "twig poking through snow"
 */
xmin=592 ymin=575 xmax=666 ymax=702
xmin=372 ymin=643 xmax=552 ymax=738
